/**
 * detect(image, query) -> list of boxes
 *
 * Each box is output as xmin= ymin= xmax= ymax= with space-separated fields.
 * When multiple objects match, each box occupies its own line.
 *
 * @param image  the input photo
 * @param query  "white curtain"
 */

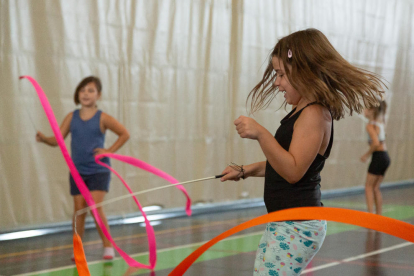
xmin=1 ymin=0 xmax=413 ymax=231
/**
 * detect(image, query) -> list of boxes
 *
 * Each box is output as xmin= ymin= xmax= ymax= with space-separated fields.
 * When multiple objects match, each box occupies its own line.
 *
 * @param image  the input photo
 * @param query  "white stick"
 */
xmin=75 ymin=175 xmax=223 ymax=217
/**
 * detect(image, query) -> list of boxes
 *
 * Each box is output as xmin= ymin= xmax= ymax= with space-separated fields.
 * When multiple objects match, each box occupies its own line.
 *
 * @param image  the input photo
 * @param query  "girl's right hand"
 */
xmin=360 ymin=153 xmax=369 ymax=163
xmin=220 ymin=166 xmax=244 ymax=182
xmin=36 ymin=131 xmax=45 ymax=142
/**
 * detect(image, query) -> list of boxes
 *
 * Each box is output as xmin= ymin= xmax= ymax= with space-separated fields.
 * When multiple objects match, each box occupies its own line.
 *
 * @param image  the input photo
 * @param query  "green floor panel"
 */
xmin=25 ymin=203 xmax=414 ymax=276
xmin=326 ymin=222 xmax=359 ymax=235
xmin=209 ymin=234 xmax=263 ymax=253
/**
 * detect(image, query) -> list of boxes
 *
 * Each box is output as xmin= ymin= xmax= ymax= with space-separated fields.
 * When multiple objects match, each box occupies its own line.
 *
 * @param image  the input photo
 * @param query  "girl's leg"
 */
xmin=365 ymin=173 xmax=380 ymax=214
xmin=90 ymin=190 xmax=112 ymax=248
xmin=253 ymin=220 xmax=326 ymax=276
xmin=253 ymin=225 xmax=269 ymax=275
xmin=73 ymin=195 xmax=87 ymax=238
xmin=373 ymin=175 xmax=384 ymax=215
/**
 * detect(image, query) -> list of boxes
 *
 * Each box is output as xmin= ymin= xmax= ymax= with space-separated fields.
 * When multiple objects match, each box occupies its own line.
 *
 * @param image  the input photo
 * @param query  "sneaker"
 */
xmin=103 ymin=247 xmax=115 ymax=260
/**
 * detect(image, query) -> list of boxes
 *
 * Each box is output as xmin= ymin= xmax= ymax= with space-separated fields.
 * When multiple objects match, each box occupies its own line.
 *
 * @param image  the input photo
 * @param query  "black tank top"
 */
xmin=264 ymin=102 xmax=333 ymax=213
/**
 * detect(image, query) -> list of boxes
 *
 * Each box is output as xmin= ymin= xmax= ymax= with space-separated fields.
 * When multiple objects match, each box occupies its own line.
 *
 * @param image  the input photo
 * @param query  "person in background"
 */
xmin=36 ymin=76 xmax=130 ymax=260
xmin=361 ymin=100 xmax=390 ymax=215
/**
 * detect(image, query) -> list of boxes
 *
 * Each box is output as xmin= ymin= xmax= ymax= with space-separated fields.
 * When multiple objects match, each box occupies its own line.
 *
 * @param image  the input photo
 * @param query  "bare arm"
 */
xmin=220 ymin=161 xmax=266 ymax=181
xmin=93 ymin=112 xmax=130 ymax=155
xmin=234 ymin=105 xmax=329 ymax=184
xmin=36 ymin=112 xmax=73 ymax=146
xmin=244 ymin=161 xmax=267 ymax=178
xmin=259 ymin=108 xmax=326 ymax=183
xmin=361 ymin=124 xmax=380 ymax=162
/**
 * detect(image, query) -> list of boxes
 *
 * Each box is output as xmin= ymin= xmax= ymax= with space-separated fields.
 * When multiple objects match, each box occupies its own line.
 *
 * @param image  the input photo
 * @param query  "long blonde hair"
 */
xmin=248 ymin=28 xmax=386 ymax=120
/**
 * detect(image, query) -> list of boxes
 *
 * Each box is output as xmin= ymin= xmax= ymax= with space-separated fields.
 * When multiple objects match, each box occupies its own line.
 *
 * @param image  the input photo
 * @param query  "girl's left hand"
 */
xmin=93 ymin=148 xmax=111 ymax=156
xmin=234 ymin=116 xmax=264 ymax=140
xmin=36 ymin=131 xmax=46 ymax=143
xmin=360 ymin=153 xmax=369 ymax=163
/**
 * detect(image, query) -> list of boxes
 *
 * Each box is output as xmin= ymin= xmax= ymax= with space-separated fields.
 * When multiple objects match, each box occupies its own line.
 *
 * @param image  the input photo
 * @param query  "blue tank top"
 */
xmin=70 ymin=109 xmax=110 ymax=174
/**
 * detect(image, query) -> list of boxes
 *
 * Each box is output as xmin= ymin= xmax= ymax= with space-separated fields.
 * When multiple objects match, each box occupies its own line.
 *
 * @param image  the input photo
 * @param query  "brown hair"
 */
xmin=371 ymin=100 xmax=387 ymax=120
xmin=74 ymin=76 xmax=102 ymax=105
xmin=248 ymin=28 xmax=386 ymax=120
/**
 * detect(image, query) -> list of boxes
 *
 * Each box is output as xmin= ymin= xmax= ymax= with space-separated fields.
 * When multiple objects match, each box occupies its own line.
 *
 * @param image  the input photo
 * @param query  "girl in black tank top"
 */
xmin=220 ymin=29 xmax=386 ymax=275
xmin=264 ymin=102 xmax=333 ymax=213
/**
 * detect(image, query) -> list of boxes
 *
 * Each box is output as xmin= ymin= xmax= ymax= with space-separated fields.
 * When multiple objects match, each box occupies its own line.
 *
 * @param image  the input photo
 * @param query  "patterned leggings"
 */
xmin=253 ymin=220 xmax=327 ymax=276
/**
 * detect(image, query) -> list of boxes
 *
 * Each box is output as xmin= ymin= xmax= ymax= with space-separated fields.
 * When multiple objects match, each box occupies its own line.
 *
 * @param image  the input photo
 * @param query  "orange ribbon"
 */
xmin=73 ymin=234 xmax=91 ymax=276
xmin=169 ymin=207 xmax=414 ymax=275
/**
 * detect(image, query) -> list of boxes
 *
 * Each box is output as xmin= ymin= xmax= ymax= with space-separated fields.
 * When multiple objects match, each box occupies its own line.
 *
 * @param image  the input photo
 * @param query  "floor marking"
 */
xmin=13 ymin=230 xmax=264 ymax=275
xmin=7 ymin=203 xmax=414 ymax=275
xmin=302 ymin=242 xmax=413 ymax=274
xmin=0 ymin=215 xmax=255 ymax=259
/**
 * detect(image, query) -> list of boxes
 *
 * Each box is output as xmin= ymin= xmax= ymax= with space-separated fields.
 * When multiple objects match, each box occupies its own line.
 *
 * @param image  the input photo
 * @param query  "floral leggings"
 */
xmin=253 ymin=220 xmax=327 ymax=276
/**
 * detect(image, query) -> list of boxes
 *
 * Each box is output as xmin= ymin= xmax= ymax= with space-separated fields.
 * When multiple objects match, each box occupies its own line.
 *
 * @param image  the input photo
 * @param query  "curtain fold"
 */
xmin=1 ymin=0 xmax=413 ymax=230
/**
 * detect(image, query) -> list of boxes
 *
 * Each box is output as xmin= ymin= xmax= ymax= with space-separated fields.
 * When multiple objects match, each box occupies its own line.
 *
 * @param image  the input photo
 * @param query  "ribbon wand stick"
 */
xmin=75 ymin=174 xmax=225 ymax=218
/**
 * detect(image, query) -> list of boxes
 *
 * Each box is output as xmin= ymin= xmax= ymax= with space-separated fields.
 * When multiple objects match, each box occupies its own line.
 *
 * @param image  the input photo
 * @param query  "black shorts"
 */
xmin=368 ymin=151 xmax=390 ymax=176
xmin=70 ymin=172 xmax=111 ymax=195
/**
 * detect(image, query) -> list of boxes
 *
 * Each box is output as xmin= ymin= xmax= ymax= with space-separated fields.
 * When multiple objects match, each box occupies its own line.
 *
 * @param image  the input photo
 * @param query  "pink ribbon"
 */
xmin=95 ymin=153 xmax=192 ymax=216
xmin=20 ymin=75 xmax=192 ymax=270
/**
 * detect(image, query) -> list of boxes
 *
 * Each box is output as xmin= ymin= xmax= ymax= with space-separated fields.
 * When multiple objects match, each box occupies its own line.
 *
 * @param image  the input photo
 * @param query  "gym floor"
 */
xmin=1 ymin=186 xmax=414 ymax=276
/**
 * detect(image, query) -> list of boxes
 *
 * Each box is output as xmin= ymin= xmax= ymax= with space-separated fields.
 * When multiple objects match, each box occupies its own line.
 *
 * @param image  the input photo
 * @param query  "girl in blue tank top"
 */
xmin=36 ymin=76 xmax=130 ymax=260
xmin=220 ymin=29 xmax=386 ymax=275
xmin=361 ymin=101 xmax=390 ymax=215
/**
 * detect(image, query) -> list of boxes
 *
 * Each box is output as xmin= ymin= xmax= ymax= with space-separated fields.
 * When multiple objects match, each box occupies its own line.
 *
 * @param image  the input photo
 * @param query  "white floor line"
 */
xmin=13 ymin=233 xmax=414 ymax=275
xmin=302 ymin=242 xmax=413 ymax=274
xmin=14 ymin=230 xmax=264 ymax=276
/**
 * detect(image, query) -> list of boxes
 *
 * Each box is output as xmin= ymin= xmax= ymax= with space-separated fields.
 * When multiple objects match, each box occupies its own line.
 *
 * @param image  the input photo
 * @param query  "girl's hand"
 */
xmin=220 ymin=166 xmax=244 ymax=182
xmin=36 ymin=131 xmax=46 ymax=143
xmin=93 ymin=148 xmax=111 ymax=156
xmin=234 ymin=116 xmax=264 ymax=140
xmin=360 ymin=153 xmax=369 ymax=163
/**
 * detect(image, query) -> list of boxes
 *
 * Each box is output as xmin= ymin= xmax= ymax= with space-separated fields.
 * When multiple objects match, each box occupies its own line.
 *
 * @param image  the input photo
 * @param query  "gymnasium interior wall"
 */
xmin=1 ymin=0 xmax=413 ymax=231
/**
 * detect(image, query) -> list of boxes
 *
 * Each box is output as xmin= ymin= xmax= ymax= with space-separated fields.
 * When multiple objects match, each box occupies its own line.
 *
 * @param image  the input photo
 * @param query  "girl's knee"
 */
xmin=365 ymin=184 xmax=374 ymax=190
xmin=75 ymin=212 xmax=87 ymax=220
xmin=374 ymin=186 xmax=381 ymax=193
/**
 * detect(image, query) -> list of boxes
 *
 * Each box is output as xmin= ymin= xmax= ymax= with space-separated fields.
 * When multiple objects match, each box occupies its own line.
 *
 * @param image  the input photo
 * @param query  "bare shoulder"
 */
xmin=100 ymin=112 xmax=121 ymax=126
xmin=366 ymin=122 xmax=378 ymax=132
xmin=60 ymin=112 xmax=74 ymax=135
xmin=299 ymin=104 xmax=331 ymax=125
xmin=63 ymin=112 xmax=74 ymax=122
xmin=100 ymin=112 xmax=114 ymax=121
